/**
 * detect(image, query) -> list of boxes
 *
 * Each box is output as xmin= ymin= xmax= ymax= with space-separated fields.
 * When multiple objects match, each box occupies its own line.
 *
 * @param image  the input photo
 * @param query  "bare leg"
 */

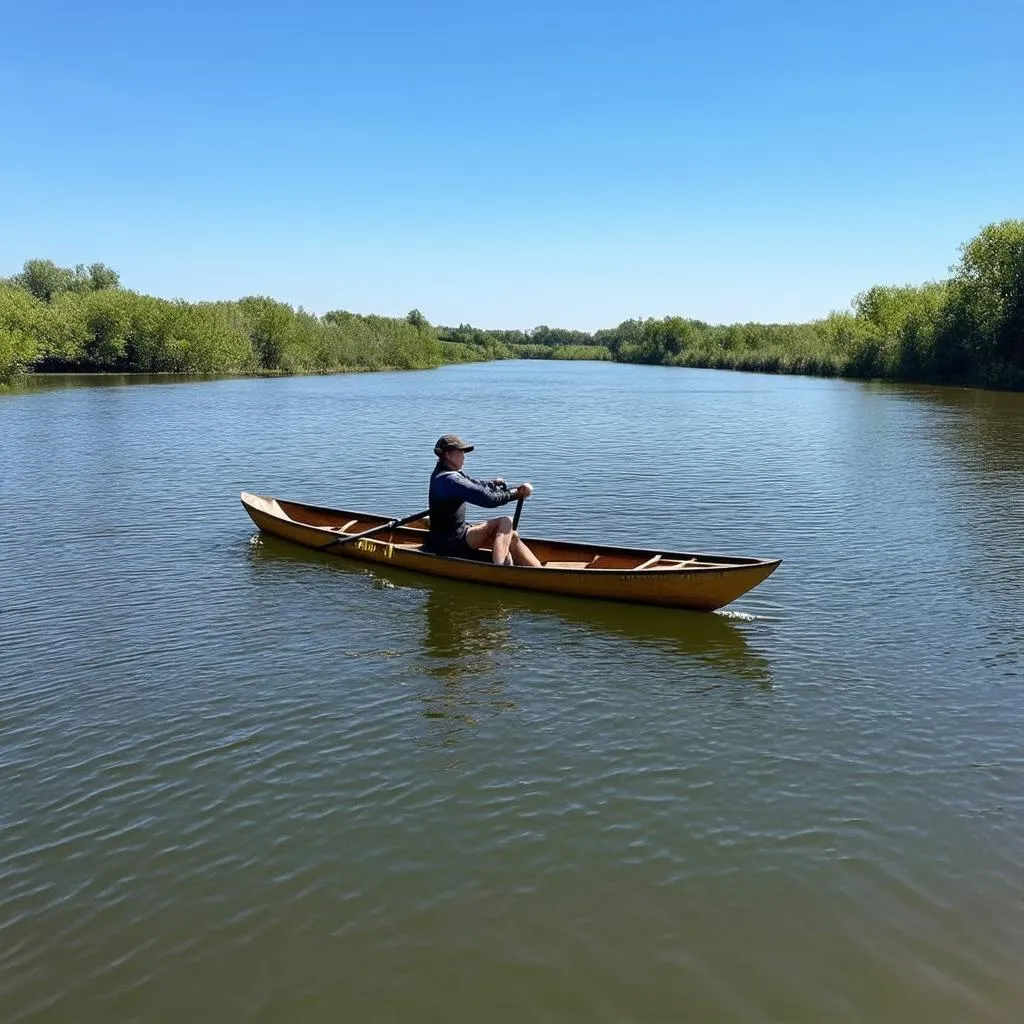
xmin=509 ymin=531 xmax=542 ymax=567
xmin=466 ymin=517 xmax=514 ymax=564
xmin=490 ymin=517 xmax=514 ymax=564
xmin=466 ymin=518 xmax=541 ymax=566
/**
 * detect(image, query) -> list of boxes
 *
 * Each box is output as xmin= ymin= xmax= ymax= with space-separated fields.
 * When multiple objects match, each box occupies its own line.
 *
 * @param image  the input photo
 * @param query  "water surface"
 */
xmin=2 ymin=362 xmax=1022 ymax=1022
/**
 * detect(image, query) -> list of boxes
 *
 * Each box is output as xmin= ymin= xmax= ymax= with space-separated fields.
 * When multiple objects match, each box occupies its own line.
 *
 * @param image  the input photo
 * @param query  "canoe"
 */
xmin=240 ymin=491 xmax=781 ymax=612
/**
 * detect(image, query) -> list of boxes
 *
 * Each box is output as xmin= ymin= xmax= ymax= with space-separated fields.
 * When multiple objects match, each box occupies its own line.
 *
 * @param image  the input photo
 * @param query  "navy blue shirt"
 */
xmin=428 ymin=463 xmax=518 ymax=545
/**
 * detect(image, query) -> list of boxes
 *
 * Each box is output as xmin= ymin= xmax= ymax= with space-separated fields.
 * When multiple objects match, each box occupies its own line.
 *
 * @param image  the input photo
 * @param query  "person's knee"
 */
xmin=511 ymin=530 xmax=520 ymax=542
xmin=497 ymin=516 xmax=513 ymax=533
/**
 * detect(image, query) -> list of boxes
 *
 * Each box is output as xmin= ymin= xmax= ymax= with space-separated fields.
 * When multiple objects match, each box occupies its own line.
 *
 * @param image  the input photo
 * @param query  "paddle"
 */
xmin=512 ymin=495 xmax=525 ymax=531
xmin=317 ymin=509 xmax=430 ymax=552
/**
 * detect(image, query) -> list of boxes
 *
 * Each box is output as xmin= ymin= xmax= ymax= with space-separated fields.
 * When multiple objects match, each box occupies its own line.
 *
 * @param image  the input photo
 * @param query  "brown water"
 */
xmin=2 ymin=362 xmax=1022 ymax=1022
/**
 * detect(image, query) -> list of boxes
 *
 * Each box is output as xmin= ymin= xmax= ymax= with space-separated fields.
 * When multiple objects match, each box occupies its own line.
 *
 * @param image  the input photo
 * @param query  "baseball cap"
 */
xmin=433 ymin=434 xmax=475 ymax=455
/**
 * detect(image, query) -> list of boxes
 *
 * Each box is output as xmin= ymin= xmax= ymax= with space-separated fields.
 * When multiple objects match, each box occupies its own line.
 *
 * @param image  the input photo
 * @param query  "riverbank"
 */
xmin=438 ymin=220 xmax=1024 ymax=391
xmin=4 ymin=219 xmax=1022 ymax=389
xmin=0 ymin=283 xmax=447 ymax=384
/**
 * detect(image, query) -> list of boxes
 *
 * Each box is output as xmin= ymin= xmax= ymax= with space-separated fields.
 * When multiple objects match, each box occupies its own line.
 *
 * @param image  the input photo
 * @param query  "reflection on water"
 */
xmin=858 ymin=380 xmax=1024 ymax=475
xmin=6 ymin=363 xmax=1024 ymax=1024
xmin=855 ymin=380 xmax=1024 ymax=594
xmin=417 ymin=586 xmax=520 ymax=743
xmin=2 ymin=371 xmax=230 ymax=392
xmin=421 ymin=582 xmax=519 ymax=668
xmin=248 ymin=533 xmax=774 ymax=694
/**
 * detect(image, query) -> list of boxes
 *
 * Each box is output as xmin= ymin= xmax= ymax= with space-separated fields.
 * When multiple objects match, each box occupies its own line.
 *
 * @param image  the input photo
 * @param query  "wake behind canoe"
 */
xmin=240 ymin=491 xmax=780 ymax=611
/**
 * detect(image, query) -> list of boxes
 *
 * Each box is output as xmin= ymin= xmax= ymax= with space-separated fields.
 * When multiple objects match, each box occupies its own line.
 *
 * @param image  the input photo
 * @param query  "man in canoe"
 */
xmin=427 ymin=434 xmax=542 ymax=567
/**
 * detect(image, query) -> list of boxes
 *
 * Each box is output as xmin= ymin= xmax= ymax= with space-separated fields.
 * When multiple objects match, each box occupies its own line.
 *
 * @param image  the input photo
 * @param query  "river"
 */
xmin=2 ymin=361 xmax=1022 ymax=1022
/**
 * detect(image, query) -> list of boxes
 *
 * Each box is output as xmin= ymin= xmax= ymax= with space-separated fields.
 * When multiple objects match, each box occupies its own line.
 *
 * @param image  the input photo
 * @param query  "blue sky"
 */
xmin=2 ymin=0 xmax=1021 ymax=330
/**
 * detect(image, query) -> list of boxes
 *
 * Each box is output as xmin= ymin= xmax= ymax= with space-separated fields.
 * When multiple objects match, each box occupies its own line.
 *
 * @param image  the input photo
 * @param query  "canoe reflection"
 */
xmin=250 ymin=533 xmax=773 ymax=690
xmin=417 ymin=586 xmax=521 ymax=743
xmin=422 ymin=579 xmax=771 ymax=687
xmin=422 ymin=585 xmax=519 ymax=667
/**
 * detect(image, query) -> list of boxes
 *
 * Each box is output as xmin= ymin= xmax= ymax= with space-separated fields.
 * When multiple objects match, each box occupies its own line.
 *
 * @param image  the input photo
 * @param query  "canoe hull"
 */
xmin=240 ymin=492 xmax=780 ymax=611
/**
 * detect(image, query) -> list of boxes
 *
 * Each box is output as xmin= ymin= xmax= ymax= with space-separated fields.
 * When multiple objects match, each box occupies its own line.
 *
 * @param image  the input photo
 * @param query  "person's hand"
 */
xmin=516 ymin=482 xmax=534 ymax=498
xmin=493 ymin=477 xmax=506 ymax=487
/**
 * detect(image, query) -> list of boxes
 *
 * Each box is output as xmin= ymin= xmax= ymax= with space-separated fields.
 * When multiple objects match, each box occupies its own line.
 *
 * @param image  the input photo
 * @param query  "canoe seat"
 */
xmin=543 ymin=560 xmax=590 ymax=569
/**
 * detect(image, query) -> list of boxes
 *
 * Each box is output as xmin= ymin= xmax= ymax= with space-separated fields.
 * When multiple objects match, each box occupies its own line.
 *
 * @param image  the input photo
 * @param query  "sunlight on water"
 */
xmin=2 ymin=362 xmax=1023 ymax=1023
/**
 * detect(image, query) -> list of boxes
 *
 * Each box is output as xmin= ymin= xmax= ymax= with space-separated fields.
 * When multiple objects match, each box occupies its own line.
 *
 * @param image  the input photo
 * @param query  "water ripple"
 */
xmin=2 ymin=365 xmax=1023 ymax=1022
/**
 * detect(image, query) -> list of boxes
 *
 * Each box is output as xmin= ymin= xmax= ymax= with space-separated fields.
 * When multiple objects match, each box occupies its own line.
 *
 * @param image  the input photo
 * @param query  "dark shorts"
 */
xmin=425 ymin=528 xmax=487 ymax=561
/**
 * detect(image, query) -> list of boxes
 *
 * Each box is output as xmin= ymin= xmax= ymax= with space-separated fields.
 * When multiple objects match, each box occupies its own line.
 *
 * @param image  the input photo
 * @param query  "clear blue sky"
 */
xmin=2 ymin=0 xmax=1021 ymax=330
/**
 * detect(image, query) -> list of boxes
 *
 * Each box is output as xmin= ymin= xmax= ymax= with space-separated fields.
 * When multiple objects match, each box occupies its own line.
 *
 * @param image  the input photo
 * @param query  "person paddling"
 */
xmin=426 ymin=435 xmax=542 ymax=567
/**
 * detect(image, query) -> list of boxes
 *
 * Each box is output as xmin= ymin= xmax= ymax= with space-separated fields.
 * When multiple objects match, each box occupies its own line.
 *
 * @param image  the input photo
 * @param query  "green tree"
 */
xmin=854 ymin=282 xmax=948 ymax=378
xmin=176 ymin=303 xmax=257 ymax=373
xmin=10 ymin=258 xmax=121 ymax=302
xmin=948 ymin=219 xmax=1024 ymax=371
xmin=238 ymin=296 xmax=297 ymax=369
xmin=85 ymin=262 xmax=120 ymax=292
xmin=13 ymin=259 xmax=78 ymax=302
xmin=38 ymin=291 xmax=90 ymax=367
xmin=0 ymin=326 xmax=37 ymax=382
xmin=81 ymin=289 xmax=134 ymax=367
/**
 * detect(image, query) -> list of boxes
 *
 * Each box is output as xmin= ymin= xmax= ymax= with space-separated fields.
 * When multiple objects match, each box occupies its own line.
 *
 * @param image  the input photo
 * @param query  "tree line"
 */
xmin=3 ymin=220 xmax=1022 ymax=388
xmin=438 ymin=220 xmax=1024 ymax=389
xmin=0 ymin=264 xmax=443 ymax=383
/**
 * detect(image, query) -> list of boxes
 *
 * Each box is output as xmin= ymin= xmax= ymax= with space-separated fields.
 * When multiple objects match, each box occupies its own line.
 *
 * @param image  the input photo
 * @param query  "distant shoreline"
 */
xmin=4 ymin=219 xmax=1022 ymax=390
xmin=6 ymin=361 xmax=1011 ymax=402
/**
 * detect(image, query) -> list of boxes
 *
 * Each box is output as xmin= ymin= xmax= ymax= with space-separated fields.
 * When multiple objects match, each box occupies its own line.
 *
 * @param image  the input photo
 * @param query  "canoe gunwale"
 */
xmin=250 ymin=492 xmax=779 ymax=573
xmin=337 ymin=537 xmax=776 ymax=575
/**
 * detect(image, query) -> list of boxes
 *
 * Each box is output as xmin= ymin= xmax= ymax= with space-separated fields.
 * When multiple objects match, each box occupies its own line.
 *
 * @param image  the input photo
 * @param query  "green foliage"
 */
xmin=582 ymin=221 xmax=1024 ymax=388
xmin=507 ymin=342 xmax=610 ymax=360
xmin=236 ymin=296 xmax=296 ymax=369
xmin=554 ymin=344 xmax=610 ymax=360
xmin=437 ymin=340 xmax=491 ymax=363
xmin=8 ymin=258 xmax=120 ymax=302
xmin=526 ymin=325 xmax=596 ymax=348
xmin=436 ymin=323 xmax=514 ymax=360
xmin=0 ymin=284 xmax=45 ymax=380
xmin=320 ymin=310 xmax=443 ymax=370
xmin=852 ymin=283 xmax=949 ymax=378
xmin=435 ymin=323 xmax=607 ymax=362
xmin=0 ymin=265 xmax=447 ymax=380
xmin=3 ymin=222 xmax=1023 ymax=388
xmin=43 ymin=292 xmax=91 ymax=366
xmin=79 ymin=289 xmax=133 ymax=367
xmin=86 ymin=263 xmax=121 ymax=291
xmin=0 ymin=325 xmax=38 ymax=382
xmin=176 ymin=303 xmax=258 ymax=373
xmin=942 ymin=220 xmax=1024 ymax=384
xmin=0 ymin=282 xmax=44 ymax=336
xmin=9 ymin=260 xmax=74 ymax=302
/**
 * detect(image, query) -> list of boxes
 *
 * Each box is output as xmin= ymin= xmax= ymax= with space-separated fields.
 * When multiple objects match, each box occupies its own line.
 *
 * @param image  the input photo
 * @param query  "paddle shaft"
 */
xmin=320 ymin=490 xmax=522 ymax=554
xmin=319 ymin=509 xmax=430 ymax=551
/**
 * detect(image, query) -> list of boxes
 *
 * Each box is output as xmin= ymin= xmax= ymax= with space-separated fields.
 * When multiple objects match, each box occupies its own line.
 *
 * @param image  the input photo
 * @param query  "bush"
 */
xmin=4 ymin=224 xmax=1023 ymax=389
xmin=0 ymin=326 xmax=38 ymax=382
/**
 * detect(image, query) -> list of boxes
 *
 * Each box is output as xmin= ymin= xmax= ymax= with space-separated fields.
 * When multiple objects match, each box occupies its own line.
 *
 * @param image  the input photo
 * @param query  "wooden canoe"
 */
xmin=240 ymin=491 xmax=781 ymax=611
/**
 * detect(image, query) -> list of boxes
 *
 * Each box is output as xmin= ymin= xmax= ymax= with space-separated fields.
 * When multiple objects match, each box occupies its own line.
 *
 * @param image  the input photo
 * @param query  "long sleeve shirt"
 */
xmin=428 ymin=467 xmax=519 ymax=541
